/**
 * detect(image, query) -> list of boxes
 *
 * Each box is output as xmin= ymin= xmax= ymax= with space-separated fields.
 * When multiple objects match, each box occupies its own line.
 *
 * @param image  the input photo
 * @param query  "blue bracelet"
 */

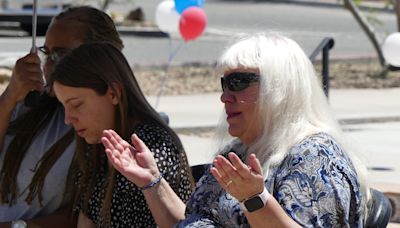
xmin=138 ymin=173 xmax=163 ymax=191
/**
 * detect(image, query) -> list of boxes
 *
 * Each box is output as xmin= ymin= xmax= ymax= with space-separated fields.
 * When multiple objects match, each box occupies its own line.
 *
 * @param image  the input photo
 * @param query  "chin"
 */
xmin=47 ymin=88 xmax=56 ymax=97
xmin=84 ymin=137 xmax=101 ymax=145
xmin=228 ymin=126 xmax=241 ymax=138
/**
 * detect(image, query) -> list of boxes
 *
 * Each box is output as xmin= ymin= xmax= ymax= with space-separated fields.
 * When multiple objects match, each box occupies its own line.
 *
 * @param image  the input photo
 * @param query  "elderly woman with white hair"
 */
xmin=102 ymin=33 xmax=368 ymax=227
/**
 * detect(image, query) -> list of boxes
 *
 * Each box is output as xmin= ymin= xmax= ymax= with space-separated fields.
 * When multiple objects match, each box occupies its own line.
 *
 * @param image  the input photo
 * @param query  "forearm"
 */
xmin=142 ymin=178 xmax=186 ymax=228
xmin=29 ymin=207 xmax=76 ymax=228
xmin=0 ymin=207 xmax=76 ymax=228
xmin=77 ymin=211 xmax=95 ymax=228
xmin=245 ymin=197 xmax=301 ymax=228
xmin=0 ymin=87 xmax=18 ymax=150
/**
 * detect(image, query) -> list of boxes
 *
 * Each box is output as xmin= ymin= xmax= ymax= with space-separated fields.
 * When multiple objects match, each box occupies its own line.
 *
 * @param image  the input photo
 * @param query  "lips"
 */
xmin=226 ymin=111 xmax=241 ymax=120
xmin=75 ymin=128 xmax=86 ymax=137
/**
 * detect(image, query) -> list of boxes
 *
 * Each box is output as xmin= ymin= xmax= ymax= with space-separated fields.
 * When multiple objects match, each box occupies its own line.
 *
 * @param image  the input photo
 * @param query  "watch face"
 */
xmin=244 ymin=196 xmax=264 ymax=212
xmin=12 ymin=220 xmax=27 ymax=228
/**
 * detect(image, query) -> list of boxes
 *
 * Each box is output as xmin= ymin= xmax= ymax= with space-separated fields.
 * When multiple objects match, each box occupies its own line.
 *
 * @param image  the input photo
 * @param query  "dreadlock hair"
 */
xmin=0 ymin=6 xmax=123 ymax=207
xmin=50 ymin=42 xmax=193 ymax=227
xmin=54 ymin=6 xmax=123 ymax=50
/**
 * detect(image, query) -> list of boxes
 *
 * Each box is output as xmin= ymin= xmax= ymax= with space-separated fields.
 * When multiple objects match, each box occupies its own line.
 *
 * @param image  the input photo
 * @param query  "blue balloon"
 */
xmin=175 ymin=0 xmax=205 ymax=14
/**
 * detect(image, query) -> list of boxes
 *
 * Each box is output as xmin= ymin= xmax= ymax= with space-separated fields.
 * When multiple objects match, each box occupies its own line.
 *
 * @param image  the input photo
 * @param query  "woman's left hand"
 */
xmin=211 ymin=152 xmax=265 ymax=202
xmin=101 ymin=129 xmax=161 ymax=188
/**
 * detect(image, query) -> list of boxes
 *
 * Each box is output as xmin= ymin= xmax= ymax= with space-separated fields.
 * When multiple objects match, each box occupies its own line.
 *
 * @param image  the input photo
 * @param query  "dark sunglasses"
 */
xmin=221 ymin=72 xmax=260 ymax=92
xmin=38 ymin=46 xmax=71 ymax=64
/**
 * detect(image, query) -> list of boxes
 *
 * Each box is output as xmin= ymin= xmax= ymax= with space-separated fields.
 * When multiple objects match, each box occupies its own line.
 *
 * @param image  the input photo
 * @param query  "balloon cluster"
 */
xmin=155 ymin=0 xmax=207 ymax=41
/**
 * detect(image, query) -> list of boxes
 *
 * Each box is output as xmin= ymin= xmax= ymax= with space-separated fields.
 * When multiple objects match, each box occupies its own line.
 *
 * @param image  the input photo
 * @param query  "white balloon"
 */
xmin=155 ymin=0 xmax=180 ymax=35
xmin=382 ymin=32 xmax=400 ymax=67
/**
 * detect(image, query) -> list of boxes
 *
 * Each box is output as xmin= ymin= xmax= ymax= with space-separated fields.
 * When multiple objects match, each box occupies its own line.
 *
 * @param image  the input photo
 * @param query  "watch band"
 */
xmin=239 ymin=186 xmax=270 ymax=212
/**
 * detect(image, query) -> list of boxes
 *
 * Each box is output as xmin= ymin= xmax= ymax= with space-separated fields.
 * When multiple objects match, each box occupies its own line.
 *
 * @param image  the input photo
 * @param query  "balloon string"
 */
xmin=154 ymin=36 xmax=184 ymax=109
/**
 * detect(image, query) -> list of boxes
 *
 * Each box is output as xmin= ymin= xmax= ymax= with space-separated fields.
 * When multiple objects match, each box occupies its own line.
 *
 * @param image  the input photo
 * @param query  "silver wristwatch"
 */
xmin=11 ymin=219 xmax=27 ymax=228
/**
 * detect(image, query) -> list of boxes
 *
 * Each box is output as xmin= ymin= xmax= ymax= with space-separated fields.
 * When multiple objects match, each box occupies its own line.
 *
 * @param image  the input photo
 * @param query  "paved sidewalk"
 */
xmin=276 ymin=0 xmax=391 ymax=11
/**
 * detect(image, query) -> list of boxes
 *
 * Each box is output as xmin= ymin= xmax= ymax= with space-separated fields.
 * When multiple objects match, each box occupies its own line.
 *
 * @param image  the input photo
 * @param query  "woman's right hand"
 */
xmin=211 ymin=152 xmax=265 ymax=202
xmin=101 ymin=129 xmax=161 ymax=188
xmin=5 ymin=53 xmax=43 ymax=103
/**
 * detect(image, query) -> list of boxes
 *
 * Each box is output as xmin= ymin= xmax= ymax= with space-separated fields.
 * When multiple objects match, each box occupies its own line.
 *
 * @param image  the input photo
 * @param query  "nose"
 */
xmin=64 ymin=110 xmax=76 ymax=126
xmin=220 ymin=90 xmax=235 ymax=103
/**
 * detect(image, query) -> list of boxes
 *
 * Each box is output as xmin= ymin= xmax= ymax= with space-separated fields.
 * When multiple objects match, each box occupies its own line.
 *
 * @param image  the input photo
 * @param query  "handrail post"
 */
xmin=322 ymin=45 xmax=330 ymax=97
xmin=309 ymin=37 xmax=334 ymax=98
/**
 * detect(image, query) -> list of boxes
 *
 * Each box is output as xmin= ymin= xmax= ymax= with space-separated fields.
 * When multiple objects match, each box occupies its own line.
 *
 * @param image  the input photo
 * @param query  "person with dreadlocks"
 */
xmin=0 ymin=6 xmax=123 ymax=227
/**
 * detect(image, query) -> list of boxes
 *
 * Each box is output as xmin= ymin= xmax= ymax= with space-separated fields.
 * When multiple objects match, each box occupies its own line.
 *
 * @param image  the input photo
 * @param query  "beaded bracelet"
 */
xmin=138 ymin=173 xmax=163 ymax=191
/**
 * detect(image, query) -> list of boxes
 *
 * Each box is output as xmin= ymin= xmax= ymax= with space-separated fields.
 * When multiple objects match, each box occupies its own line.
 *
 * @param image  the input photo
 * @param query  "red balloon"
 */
xmin=179 ymin=7 xmax=207 ymax=41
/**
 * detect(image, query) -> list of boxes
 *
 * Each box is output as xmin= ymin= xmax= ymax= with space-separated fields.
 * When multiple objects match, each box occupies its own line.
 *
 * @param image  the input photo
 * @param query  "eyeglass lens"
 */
xmin=221 ymin=72 xmax=260 ymax=92
xmin=38 ymin=46 xmax=70 ymax=63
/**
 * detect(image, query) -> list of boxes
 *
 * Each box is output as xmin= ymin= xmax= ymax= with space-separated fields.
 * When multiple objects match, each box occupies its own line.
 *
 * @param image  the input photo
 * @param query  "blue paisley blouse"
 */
xmin=175 ymin=132 xmax=364 ymax=228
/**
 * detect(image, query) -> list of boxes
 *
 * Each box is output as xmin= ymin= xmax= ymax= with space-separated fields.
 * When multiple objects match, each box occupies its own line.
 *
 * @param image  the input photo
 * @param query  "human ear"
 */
xmin=107 ymin=83 xmax=122 ymax=105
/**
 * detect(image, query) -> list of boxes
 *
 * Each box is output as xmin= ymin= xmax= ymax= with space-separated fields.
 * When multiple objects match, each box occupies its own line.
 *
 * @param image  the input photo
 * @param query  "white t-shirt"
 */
xmin=0 ymin=103 xmax=76 ymax=221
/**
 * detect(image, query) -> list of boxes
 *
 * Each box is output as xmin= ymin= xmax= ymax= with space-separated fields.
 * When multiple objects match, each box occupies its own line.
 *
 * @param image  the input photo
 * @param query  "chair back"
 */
xmin=365 ymin=188 xmax=393 ymax=228
xmin=190 ymin=163 xmax=211 ymax=183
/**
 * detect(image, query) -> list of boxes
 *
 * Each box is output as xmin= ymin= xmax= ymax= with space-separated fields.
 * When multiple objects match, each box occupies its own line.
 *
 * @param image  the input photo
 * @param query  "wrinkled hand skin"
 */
xmin=211 ymin=152 xmax=265 ymax=202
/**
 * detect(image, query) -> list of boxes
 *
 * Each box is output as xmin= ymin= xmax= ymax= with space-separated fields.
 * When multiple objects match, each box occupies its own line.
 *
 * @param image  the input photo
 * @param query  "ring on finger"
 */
xmin=226 ymin=180 xmax=233 ymax=187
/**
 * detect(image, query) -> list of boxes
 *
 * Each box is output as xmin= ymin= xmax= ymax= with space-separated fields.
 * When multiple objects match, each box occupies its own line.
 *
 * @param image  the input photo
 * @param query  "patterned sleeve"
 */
xmin=174 ymin=216 xmax=221 ymax=228
xmin=135 ymin=123 xmax=193 ymax=203
xmin=273 ymin=135 xmax=363 ymax=227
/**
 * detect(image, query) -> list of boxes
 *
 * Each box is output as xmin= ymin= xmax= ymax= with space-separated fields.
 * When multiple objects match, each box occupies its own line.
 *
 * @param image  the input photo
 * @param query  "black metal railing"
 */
xmin=309 ymin=37 xmax=335 ymax=97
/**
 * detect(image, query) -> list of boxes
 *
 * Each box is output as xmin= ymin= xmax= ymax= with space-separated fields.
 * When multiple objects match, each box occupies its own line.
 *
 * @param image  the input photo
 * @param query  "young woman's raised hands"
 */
xmin=101 ymin=129 xmax=160 ymax=188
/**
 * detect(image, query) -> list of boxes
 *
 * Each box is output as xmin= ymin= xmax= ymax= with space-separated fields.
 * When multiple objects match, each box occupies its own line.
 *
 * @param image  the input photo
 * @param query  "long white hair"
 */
xmin=215 ymin=32 xmax=369 ymax=212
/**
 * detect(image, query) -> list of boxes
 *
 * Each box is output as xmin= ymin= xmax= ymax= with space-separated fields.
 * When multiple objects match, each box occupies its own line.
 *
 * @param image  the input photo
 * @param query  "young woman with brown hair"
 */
xmin=51 ymin=42 xmax=193 ymax=227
